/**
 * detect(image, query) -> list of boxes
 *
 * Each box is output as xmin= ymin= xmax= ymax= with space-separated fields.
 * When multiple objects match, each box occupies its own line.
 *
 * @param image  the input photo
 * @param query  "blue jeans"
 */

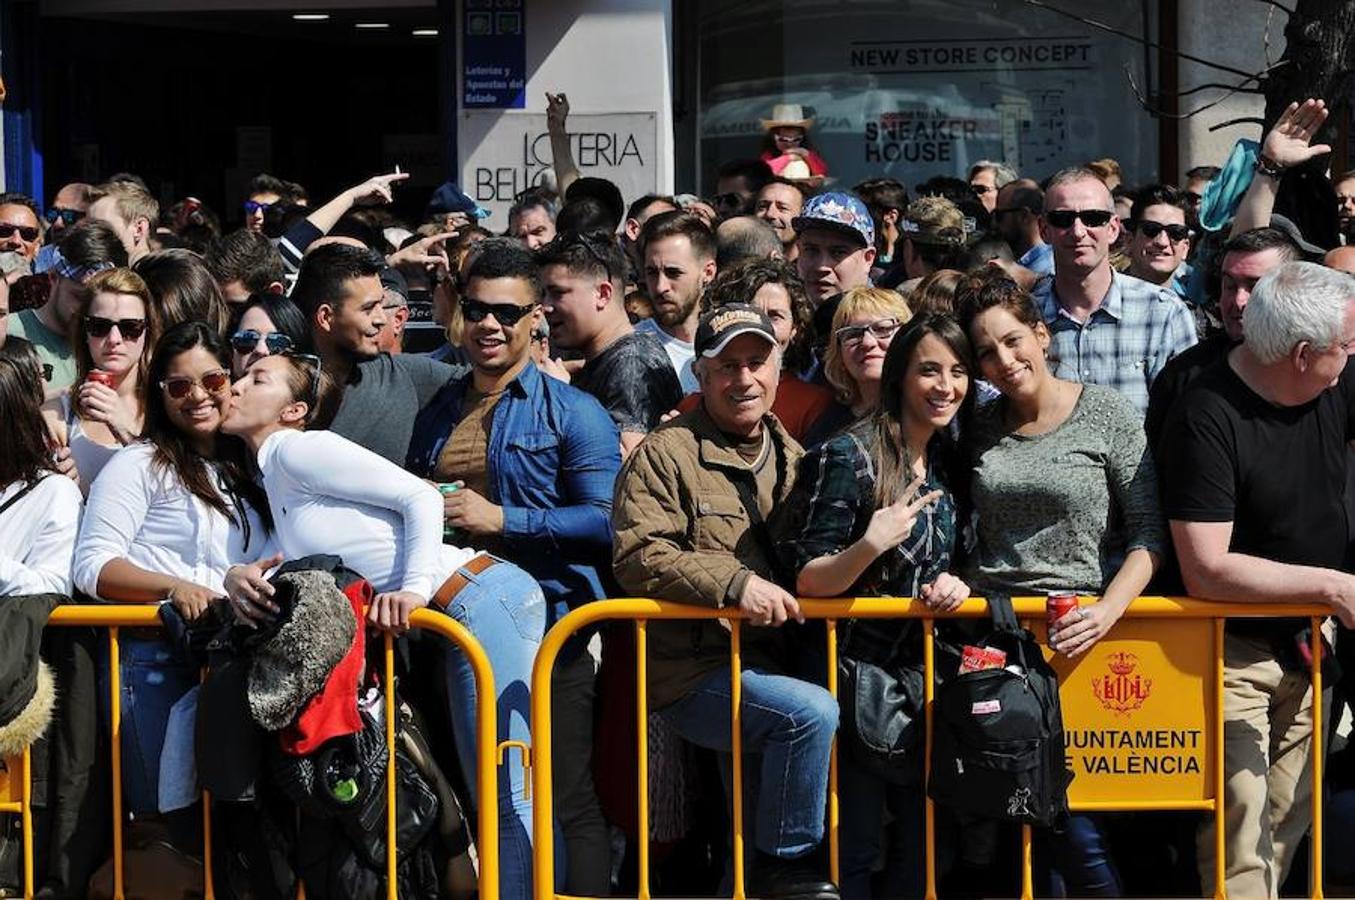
xmin=661 ymin=666 xmax=837 ymax=859
xmin=440 ymin=557 xmax=549 ymax=900
xmin=838 ymin=759 xmax=926 ymax=899
xmin=1044 ymin=814 xmax=1121 ymax=897
xmin=99 ymin=636 xmax=197 ymax=815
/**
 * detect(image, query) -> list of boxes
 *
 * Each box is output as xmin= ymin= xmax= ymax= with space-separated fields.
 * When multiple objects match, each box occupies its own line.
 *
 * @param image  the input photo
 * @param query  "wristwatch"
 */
xmin=1254 ymin=154 xmax=1286 ymax=181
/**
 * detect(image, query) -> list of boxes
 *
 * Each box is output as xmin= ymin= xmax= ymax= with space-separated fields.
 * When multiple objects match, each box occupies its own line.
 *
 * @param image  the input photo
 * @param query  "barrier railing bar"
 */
xmin=825 ymin=617 xmax=840 ymax=887
xmin=109 ymin=625 xmax=124 ymax=900
xmin=1213 ymin=618 xmax=1226 ymax=900
xmin=1310 ymin=616 xmax=1324 ymax=900
xmin=21 ymin=745 xmax=33 ymax=899
xmin=384 ymin=632 xmax=398 ymax=900
xmin=730 ymin=618 xmax=746 ymax=900
xmin=531 ymin=596 xmax=1334 ymax=900
xmin=923 ymin=618 xmax=937 ymax=900
xmin=1021 ymin=825 xmax=1033 ymax=900
xmin=635 ymin=619 xmax=651 ymax=900
xmin=202 ymin=789 xmax=215 ymax=900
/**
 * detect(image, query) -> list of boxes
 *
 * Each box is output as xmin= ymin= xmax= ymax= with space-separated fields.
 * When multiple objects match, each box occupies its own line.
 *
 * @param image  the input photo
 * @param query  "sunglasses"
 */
xmin=460 ymin=297 xmax=537 ymax=327
xmin=1044 ymin=209 xmax=1115 ymax=229
xmin=560 ymin=231 xmax=615 ymax=282
xmin=1134 ymin=221 xmax=1191 ymax=242
xmin=243 ymin=200 xmax=274 ymax=215
xmin=161 ymin=368 xmax=231 ymax=400
xmin=970 ymin=184 xmax=994 ymax=195
xmin=713 ymin=192 xmax=744 ymax=209
xmin=284 ymin=351 xmax=323 ymax=410
xmin=45 ymin=208 xmax=84 ymax=227
xmin=230 ymin=329 xmax=293 ymax=355
xmin=0 ymin=223 xmax=41 ymax=242
xmin=85 ymin=316 xmax=148 ymax=340
xmin=836 ymin=317 xmax=901 ymax=348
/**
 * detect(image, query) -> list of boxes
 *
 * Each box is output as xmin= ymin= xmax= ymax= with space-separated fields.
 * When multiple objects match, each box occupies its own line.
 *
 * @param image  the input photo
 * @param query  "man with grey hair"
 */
xmin=967 ymin=160 xmax=1018 ymax=213
xmin=1033 ymin=166 xmax=1197 ymax=415
xmin=1161 ymin=260 xmax=1355 ymax=898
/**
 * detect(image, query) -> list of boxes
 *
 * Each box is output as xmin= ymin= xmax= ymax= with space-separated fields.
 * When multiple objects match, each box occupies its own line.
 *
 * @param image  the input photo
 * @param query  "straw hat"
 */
xmin=761 ymin=103 xmax=815 ymax=131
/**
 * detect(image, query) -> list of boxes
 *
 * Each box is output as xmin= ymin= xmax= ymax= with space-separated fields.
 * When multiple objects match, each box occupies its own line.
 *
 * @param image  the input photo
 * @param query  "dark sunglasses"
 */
xmin=460 ymin=297 xmax=537 ymax=327
xmin=0 ymin=223 xmax=41 ymax=242
xmin=243 ymin=200 xmax=274 ymax=215
xmin=970 ymin=183 xmax=994 ymax=195
xmin=713 ymin=192 xmax=744 ymax=208
xmin=1133 ymin=221 xmax=1191 ymax=242
xmin=44 ymin=208 xmax=84 ymax=227
xmin=85 ymin=316 xmax=148 ymax=340
xmin=284 ymin=351 xmax=323 ymax=409
xmin=559 ymin=231 xmax=614 ymax=282
xmin=230 ymin=329 xmax=294 ymax=355
xmin=1044 ymin=209 xmax=1115 ymax=229
xmin=161 ymin=368 xmax=231 ymax=399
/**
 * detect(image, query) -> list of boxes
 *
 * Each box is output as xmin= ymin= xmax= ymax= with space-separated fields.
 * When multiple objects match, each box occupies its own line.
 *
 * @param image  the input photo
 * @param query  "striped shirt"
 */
xmin=1033 ymin=270 xmax=1197 ymax=417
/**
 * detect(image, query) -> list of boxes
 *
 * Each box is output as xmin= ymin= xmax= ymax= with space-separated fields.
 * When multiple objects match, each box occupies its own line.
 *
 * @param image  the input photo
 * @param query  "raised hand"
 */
xmin=1260 ymin=98 xmax=1332 ymax=169
xmin=862 ymin=474 xmax=942 ymax=556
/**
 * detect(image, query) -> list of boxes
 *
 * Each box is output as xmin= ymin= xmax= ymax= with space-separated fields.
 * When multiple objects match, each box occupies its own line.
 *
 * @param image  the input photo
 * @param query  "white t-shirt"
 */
xmin=635 ymin=317 xmax=698 ymax=393
xmin=0 ymin=475 xmax=83 ymax=596
xmin=256 ymin=429 xmax=475 ymax=598
xmin=73 ymin=442 xmax=275 ymax=600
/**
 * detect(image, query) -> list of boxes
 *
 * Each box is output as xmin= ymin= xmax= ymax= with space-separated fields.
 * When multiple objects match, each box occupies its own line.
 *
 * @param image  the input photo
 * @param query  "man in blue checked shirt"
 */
xmin=1032 ymin=167 xmax=1197 ymax=416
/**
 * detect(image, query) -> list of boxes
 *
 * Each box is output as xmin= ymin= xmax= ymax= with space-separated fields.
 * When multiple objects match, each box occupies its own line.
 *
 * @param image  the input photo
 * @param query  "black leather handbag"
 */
xmin=837 ymin=620 xmax=927 ymax=786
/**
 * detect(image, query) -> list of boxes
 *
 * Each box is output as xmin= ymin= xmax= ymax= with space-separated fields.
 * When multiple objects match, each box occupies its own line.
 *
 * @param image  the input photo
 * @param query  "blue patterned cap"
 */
xmin=792 ymin=192 xmax=874 ymax=248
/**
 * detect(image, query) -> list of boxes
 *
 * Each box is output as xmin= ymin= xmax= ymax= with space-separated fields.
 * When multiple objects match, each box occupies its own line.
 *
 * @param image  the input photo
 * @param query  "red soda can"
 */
xmin=1047 ymin=591 xmax=1078 ymax=634
xmin=85 ymin=370 xmax=115 ymax=387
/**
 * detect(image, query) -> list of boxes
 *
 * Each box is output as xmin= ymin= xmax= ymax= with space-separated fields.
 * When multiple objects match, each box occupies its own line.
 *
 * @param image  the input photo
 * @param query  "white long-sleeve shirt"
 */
xmin=0 ymin=475 xmax=83 ymax=596
xmin=256 ymin=429 xmax=474 ymax=598
xmin=73 ymin=442 xmax=274 ymax=600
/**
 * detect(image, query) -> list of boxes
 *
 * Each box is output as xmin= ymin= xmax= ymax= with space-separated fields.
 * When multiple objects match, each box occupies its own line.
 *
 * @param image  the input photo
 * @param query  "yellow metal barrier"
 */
xmin=2 ymin=604 xmax=499 ymax=900
xmin=529 ymin=596 xmax=1331 ymax=900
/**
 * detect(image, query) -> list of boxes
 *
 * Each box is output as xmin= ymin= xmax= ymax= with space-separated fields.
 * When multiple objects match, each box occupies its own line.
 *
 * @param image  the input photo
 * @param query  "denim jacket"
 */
xmin=406 ymin=362 xmax=621 ymax=625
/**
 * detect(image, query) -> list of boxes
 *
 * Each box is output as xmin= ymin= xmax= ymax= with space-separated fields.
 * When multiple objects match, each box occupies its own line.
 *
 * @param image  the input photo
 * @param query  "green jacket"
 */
xmin=612 ymin=406 xmax=803 ymax=709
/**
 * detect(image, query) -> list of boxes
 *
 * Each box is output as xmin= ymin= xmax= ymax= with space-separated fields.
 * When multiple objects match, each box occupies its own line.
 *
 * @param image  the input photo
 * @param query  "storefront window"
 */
xmin=697 ymin=0 xmax=1159 ymax=193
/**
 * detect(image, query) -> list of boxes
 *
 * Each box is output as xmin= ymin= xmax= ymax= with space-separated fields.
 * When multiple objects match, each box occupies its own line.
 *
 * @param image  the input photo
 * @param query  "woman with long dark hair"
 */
xmin=780 ymin=313 xmax=973 ymax=897
xmin=72 ymin=321 xmax=274 ymax=816
xmin=956 ymin=271 xmax=1165 ymax=897
xmin=0 ymin=355 xmax=83 ymax=596
xmin=43 ymin=268 xmax=156 ymax=493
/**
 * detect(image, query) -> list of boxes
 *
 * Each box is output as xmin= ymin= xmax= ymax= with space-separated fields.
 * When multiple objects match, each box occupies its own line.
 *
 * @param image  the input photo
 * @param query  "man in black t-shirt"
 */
xmin=1161 ymin=261 xmax=1355 ymax=897
xmin=536 ymin=230 xmax=683 ymax=458
xmin=1145 ymin=227 xmax=1298 ymax=452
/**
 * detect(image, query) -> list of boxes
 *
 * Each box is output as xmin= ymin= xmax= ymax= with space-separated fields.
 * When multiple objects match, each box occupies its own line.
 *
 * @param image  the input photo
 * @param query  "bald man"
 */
xmin=1324 ymin=245 xmax=1355 ymax=275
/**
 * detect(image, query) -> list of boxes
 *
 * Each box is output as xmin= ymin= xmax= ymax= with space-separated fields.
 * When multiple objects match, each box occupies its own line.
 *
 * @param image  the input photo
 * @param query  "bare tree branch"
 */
xmin=1252 ymin=0 xmax=1296 ymax=15
xmin=1209 ymin=116 xmax=1266 ymax=131
xmin=1022 ymin=0 xmax=1260 ymax=80
xmin=1126 ymin=62 xmax=1282 ymax=119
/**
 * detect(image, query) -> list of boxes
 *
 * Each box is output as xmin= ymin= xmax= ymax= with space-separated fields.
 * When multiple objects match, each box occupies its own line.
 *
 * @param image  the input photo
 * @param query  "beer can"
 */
xmin=86 ymin=369 xmax=115 ymax=387
xmin=437 ymin=483 xmax=461 ymax=543
xmin=1046 ymin=590 xmax=1078 ymax=634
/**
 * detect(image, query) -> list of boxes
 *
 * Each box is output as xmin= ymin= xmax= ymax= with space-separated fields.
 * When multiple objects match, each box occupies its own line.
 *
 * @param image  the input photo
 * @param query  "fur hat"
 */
xmin=247 ymin=569 xmax=357 ymax=731
xmin=0 ymin=594 xmax=60 ymax=757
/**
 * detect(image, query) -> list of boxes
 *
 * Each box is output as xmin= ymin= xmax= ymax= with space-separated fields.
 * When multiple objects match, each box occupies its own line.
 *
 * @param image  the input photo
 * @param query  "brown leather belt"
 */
xmin=432 ymin=554 xmax=497 ymax=610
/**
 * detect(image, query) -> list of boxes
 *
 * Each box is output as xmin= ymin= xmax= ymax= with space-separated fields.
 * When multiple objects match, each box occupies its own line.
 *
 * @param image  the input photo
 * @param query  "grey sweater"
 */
xmin=330 ymin=353 xmax=463 ymax=465
xmin=966 ymin=384 xmax=1166 ymax=595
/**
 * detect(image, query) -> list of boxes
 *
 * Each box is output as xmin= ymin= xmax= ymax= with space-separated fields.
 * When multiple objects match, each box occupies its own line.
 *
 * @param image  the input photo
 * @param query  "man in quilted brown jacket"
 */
xmin=612 ymin=303 xmax=840 ymax=900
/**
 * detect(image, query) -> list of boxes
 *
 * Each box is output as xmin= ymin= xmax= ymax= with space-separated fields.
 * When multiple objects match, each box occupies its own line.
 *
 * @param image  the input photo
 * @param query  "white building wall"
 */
xmin=1175 ymin=0 xmax=1280 ymax=182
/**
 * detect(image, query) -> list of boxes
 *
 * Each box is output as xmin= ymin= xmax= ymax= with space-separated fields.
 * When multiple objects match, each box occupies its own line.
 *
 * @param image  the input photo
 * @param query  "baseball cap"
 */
xmin=1269 ymin=214 xmax=1325 ymax=259
xmin=425 ymin=181 xmax=491 ymax=221
xmin=379 ymin=267 xmax=410 ymax=305
xmin=694 ymin=303 xmax=778 ymax=358
xmin=902 ymin=195 xmax=967 ymax=247
xmin=792 ymin=192 xmax=875 ymax=248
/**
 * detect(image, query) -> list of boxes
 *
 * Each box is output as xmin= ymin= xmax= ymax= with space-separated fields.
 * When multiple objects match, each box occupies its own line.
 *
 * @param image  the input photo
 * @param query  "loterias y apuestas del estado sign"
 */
xmin=462 ymin=0 xmax=525 ymax=109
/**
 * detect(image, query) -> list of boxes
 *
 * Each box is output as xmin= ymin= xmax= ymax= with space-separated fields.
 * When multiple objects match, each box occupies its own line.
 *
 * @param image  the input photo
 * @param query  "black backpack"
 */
xmin=928 ymin=594 xmax=1072 ymax=827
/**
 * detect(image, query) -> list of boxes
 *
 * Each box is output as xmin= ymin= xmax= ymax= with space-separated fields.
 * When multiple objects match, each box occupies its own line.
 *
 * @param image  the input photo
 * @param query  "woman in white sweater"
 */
xmin=220 ymin=352 xmax=548 ymax=900
xmin=73 ymin=321 xmax=274 ymax=817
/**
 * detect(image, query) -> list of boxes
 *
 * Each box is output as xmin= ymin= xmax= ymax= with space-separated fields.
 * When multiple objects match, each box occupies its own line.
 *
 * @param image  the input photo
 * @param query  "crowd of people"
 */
xmin=3 ymin=92 xmax=1355 ymax=900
